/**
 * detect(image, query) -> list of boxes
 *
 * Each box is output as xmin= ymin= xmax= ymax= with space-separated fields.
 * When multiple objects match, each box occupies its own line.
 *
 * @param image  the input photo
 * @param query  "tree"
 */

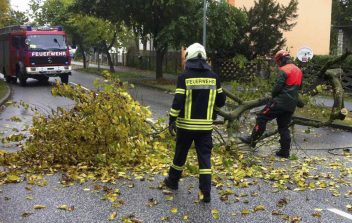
xmin=74 ymin=0 xmax=200 ymax=80
xmin=242 ymin=0 xmax=298 ymax=59
xmin=0 ymin=0 xmax=28 ymax=27
xmin=331 ymin=0 xmax=352 ymax=26
xmin=205 ymin=1 xmax=248 ymax=61
xmin=74 ymin=0 xmax=249 ymax=79
xmin=330 ymin=0 xmax=352 ymax=54
xmin=29 ymin=0 xmax=127 ymax=71
xmin=0 ymin=0 xmax=10 ymax=27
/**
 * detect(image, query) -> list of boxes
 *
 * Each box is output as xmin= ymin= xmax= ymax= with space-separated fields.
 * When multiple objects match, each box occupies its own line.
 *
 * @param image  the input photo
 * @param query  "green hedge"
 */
xmin=302 ymin=55 xmax=352 ymax=70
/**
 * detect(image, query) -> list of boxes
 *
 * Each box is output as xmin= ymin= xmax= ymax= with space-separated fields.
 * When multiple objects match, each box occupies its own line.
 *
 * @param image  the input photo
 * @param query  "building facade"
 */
xmin=230 ymin=0 xmax=332 ymax=56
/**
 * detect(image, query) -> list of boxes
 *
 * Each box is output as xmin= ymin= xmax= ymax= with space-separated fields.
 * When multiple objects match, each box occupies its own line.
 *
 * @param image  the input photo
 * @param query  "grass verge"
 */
xmin=295 ymin=104 xmax=352 ymax=126
xmin=0 ymin=80 xmax=9 ymax=101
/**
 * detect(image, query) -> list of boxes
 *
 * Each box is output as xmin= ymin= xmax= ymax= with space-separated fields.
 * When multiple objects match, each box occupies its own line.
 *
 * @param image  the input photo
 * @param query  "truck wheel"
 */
xmin=16 ymin=63 xmax=27 ymax=87
xmin=38 ymin=76 xmax=49 ymax=84
xmin=60 ymin=74 xmax=69 ymax=84
xmin=5 ymin=74 xmax=12 ymax=83
xmin=11 ymin=77 xmax=17 ymax=84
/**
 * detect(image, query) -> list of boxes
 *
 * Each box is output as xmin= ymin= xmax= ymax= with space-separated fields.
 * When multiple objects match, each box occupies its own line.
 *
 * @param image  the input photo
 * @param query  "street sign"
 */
xmin=297 ymin=47 xmax=314 ymax=62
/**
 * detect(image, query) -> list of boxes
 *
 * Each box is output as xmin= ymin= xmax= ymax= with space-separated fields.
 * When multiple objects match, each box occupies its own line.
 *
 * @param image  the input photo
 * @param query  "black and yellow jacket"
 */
xmin=169 ymin=59 xmax=226 ymax=131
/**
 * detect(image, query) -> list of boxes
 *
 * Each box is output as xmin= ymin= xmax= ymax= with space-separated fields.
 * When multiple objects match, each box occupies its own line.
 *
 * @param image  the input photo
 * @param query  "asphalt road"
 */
xmin=0 ymin=70 xmax=351 ymax=223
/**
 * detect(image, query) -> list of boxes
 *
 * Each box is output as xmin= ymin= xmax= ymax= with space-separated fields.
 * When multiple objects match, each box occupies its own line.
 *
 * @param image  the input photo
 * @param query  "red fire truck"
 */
xmin=0 ymin=25 xmax=71 ymax=86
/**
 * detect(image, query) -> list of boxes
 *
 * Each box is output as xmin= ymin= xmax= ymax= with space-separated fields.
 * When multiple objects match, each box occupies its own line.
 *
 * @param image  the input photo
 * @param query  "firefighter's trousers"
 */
xmin=252 ymin=103 xmax=293 ymax=151
xmin=168 ymin=128 xmax=213 ymax=193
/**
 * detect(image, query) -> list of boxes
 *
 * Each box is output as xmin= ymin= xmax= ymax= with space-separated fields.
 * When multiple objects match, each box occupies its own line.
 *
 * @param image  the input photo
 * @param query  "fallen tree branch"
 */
xmin=215 ymin=52 xmax=352 ymax=150
xmin=223 ymin=87 xmax=243 ymax=104
xmin=303 ymin=50 xmax=352 ymax=94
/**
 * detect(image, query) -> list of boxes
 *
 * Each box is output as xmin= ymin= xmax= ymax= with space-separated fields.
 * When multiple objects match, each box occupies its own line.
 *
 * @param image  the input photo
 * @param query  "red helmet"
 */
xmin=274 ymin=50 xmax=290 ymax=63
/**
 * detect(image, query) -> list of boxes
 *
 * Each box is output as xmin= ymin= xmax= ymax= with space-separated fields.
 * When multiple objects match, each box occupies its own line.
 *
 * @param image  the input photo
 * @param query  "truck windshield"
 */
xmin=27 ymin=35 xmax=67 ymax=51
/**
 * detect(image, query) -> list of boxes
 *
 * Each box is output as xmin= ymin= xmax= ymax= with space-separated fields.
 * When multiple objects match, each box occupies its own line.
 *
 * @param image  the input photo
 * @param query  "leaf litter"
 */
xmin=0 ymin=77 xmax=350 ymax=221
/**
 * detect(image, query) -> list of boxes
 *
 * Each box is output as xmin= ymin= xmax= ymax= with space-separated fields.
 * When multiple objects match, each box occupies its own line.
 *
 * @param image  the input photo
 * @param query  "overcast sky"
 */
xmin=10 ymin=0 xmax=31 ymax=12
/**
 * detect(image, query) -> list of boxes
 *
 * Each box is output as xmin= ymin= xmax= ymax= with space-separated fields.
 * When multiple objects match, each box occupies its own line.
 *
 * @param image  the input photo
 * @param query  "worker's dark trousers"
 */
xmin=168 ymin=128 xmax=213 ymax=193
xmin=252 ymin=103 xmax=293 ymax=151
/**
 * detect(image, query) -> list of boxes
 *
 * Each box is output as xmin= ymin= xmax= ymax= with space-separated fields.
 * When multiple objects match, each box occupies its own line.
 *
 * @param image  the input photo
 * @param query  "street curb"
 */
xmin=0 ymin=81 xmax=11 ymax=106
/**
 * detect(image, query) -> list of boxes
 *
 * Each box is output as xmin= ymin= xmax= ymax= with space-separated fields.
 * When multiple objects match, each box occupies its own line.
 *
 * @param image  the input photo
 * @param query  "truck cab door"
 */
xmin=10 ymin=36 xmax=25 ymax=75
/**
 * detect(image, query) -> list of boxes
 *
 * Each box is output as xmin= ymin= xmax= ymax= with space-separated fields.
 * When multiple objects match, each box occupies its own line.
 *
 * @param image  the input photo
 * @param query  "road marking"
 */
xmin=327 ymin=208 xmax=352 ymax=220
xmin=69 ymin=82 xmax=90 ymax=91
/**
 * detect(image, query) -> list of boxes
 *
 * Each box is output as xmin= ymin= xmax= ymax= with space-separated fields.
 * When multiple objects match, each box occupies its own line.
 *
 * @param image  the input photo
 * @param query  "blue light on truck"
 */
xmin=31 ymin=63 xmax=35 ymax=66
xmin=26 ymin=26 xmax=32 ymax=31
xmin=65 ymin=62 xmax=68 ymax=65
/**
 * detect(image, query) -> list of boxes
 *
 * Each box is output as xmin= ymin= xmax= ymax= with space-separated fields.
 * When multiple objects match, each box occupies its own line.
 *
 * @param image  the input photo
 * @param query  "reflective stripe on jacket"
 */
xmin=169 ymin=59 xmax=226 ymax=131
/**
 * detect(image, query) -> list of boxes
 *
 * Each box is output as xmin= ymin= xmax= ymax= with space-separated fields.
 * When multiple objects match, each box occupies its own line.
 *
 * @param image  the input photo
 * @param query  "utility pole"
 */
xmin=202 ymin=0 xmax=207 ymax=49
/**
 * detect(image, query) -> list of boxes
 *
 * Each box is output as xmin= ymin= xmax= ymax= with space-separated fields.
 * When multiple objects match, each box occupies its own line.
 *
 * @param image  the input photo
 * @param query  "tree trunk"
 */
xmin=79 ymin=44 xmax=87 ymax=69
xmin=102 ymin=32 xmax=117 ymax=72
xmin=156 ymin=48 xmax=166 ymax=80
xmin=132 ymin=26 xmax=140 ymax=51
xmin=106 ymin=51 xmax=114 ymax=72
xmin=142 ymin=35 xmax=148 ymax=52
xmin=98 ymin=53 xmax=100 ymax=71
xmin=102 ymin=44 xmax=114 ymax=72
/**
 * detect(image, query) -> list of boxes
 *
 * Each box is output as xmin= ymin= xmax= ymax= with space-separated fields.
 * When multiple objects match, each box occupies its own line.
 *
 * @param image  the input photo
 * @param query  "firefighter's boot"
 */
xmin=201 ymin=191 xmax=211 ymax=203
xmin=239 ymin=129 xmax=261 ymax=148
xmin=163 ymin=177 xmax=178 ymax=190
xmin=239 ymin=135 xmax=256 ymax=147
xmin=275 ymin=149 xmax=290 ymax=158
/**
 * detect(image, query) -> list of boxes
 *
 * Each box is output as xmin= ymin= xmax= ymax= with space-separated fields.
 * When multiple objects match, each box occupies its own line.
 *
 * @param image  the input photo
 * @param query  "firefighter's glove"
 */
xmin=297 ymin=95 xmax=305 ymax=108
xmin=168 ymin=121 xmax=177 ymax=136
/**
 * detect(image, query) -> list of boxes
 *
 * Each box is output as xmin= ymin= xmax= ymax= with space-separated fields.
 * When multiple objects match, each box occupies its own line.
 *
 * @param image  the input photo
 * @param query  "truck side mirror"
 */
xmin=25 ymin=38 xmax=30 ymax=46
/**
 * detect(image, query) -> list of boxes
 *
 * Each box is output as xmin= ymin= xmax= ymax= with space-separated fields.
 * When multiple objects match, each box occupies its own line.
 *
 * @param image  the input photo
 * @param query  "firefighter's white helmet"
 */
xmin=185 ymin=43 xmax=207 ymax=61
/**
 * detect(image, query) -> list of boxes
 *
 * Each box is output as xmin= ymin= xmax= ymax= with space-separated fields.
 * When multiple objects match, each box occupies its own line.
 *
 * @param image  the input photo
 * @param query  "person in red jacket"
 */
xmin=240 ymin=50 xmax=303 ymax=158
xmin=164 ymin=43 xmax=226 ymax=203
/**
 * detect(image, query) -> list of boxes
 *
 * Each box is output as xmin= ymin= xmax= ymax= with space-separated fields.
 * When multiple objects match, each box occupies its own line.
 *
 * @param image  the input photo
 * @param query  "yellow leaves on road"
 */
xmin=147 ymin=198 xmax=159 ymax=207
xmin=165 ymin=196 xmax=174 ymax=201
xmin=253 ymin=205 xmax=266 ymax=212
xmin=161 ymin=216 xmax=170 ymax=221
xmin=108 ymin=211 xmax=117 ymax=221
xmin=0 ymin=76 xmax=351 ymax=222
xmin=33 ymin=205 xmax=46 ymax=209
xmin=212 ymin=209 xmax=220 ymax=219
xmin=5 ymin=174 xmax=20 ymax=183
xmin=170 ymin=207 xmax=178 ymax=214
xmin=21 ymin=212 xmax=33 ymax=218
xmin=240 ymin=209 xmax=251 ymax=215
xmin=347 ymin=204 xmax=352 ymax=212
xmin=312 ymin=211 xmax=322 ymax=218
xmin=57 ymin=205 xmax=74 ymax=211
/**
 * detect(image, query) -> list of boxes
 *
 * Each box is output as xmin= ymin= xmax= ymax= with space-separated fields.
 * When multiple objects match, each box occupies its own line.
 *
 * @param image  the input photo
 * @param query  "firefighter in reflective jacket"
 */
xmin=240 ymin=50 xmax=303 ymax=158
xmin=164 ymin=43 xmax=226 ymax=203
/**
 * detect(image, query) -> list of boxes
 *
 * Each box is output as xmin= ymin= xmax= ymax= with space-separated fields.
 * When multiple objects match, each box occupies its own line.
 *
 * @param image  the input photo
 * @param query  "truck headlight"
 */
xmin=26 ymin=67 xmax=36 ymax=72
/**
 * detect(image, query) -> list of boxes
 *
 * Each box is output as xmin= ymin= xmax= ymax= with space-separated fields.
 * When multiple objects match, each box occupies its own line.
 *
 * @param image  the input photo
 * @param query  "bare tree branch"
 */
xmin=223 ymin=87 xmax=243 ymax=104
